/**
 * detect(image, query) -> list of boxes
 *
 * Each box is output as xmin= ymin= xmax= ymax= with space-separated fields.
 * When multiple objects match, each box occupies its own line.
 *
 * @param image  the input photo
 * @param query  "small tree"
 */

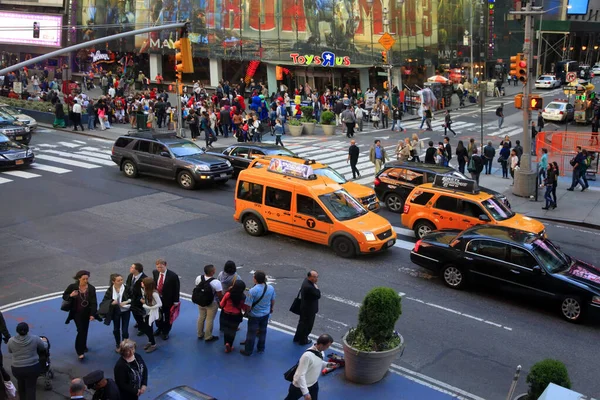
xmin=526 ymin=359 xmax=571 ymax=400
xmin=347 ymin=287 xmax=402 ymax=352
xmin=320 ymin=110 xmax=335 ymax=125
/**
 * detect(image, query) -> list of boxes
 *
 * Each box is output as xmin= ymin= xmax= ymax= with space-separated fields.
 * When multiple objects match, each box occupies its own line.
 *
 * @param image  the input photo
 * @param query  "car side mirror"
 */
xmin=532 ymin=265 xmax=543 ymax=275
xmin=160 ymin=151 xmax=171 ymax=158
xmin=479 ymin=214 xmax=490 ymax=222
xmin=201 ymin=147 xmax=207 ymax=151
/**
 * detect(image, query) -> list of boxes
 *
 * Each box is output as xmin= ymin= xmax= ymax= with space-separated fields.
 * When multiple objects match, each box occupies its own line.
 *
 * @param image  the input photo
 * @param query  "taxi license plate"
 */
xmin=220 ymin=173 xmax=228 ymax=177
xmin=16 ymin=136 xmax=23 ymax=140
xmin=387 ymin=239 xmax=394 ymax=248
xmin=15 ymin=160 xmax=24 ymax=165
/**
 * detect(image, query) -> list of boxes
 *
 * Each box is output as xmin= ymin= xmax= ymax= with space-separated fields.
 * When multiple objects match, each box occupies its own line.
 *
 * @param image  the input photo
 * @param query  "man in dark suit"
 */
xmin=293 ymin=270 xmax=321 ymax=346
xmin=125 ymin=263 xmax=146 ymax=337
xmin=152 ymin=259 xmax=180 ymax=340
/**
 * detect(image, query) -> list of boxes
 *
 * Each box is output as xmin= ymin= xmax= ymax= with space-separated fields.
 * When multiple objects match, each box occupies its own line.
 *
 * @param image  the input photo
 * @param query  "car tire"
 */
xmin=177 ymin=170 xmax=196 ymax=190
xmin=243 ymin=214 xmax=265 ymax=236
xmin=385 ymin=193 xmax=404 ymax=213
xmin=413 ymin=220 xmax=436 ymax=239
xmin=332 ymin=236 xmax=356 ymax=258
xmin=441 ymin=265 xmax=466 ymax=289
xmin=560 ymin=296 xmax=585 ymax=323
xmin=121 ymin=160 xmax=138 ymax=178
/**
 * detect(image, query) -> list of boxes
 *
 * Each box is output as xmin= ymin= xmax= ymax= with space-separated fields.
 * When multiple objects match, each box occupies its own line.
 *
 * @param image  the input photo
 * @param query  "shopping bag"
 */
xmin=4 ymin=380 xmax=17 ymax=399
xmin=170 ymin=303 xmax=181 ymax=324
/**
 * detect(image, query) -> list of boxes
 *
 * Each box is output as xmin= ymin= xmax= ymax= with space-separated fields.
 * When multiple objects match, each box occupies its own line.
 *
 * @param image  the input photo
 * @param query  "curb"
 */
xmin=529 ymin=215 xmax=600 ymax=231
xmin=38 ymin=123 xmax=116 ymax=141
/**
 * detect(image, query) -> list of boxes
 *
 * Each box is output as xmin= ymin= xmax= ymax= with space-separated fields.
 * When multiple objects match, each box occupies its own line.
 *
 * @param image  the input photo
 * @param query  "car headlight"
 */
xmin=195 ymin=165 xmax=210 ymax=172
xmin=363 ymin=231 xmax=377 ymax=242
xmin=592 ymin=296 xmax=600 ymax=305
xmin=225 ymin=160 xmax=232 ymax=167
xmin=25 ymin=127 xmax=30 ymax=133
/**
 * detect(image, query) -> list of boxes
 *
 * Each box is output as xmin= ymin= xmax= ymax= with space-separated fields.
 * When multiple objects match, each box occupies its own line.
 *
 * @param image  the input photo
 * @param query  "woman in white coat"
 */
xmin=140 ymin=278 xmax=161 ymax=353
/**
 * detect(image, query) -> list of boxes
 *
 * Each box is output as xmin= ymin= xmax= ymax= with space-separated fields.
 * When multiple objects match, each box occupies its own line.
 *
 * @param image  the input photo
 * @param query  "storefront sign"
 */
xmin=0 ymin=12 xmax=62 ymax=48
xmin=268 ymin=158 xmax=313 ymax=179
xmin=290 ymin=52 xmax=351 ymax=67
xmin=149 ymin=38 xmax=175 ymax=50
xmin=90 ymin=51 xmax=110 ymax=62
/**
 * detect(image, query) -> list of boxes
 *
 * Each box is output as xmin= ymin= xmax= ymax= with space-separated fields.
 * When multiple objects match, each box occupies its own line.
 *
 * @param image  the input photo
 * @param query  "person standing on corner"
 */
xmin=114 ymin=339 xmax=148 ymax=400
xmin=70 ymin=378 xmax=86 ymax=400
xmin=284 ymin=334 xmax=335 ymax=400
xmin=369 ymin=140 xmax=388 ymax=174
xmin=293 ymin=271 xmax=321 ymax=346
xmin=240 ymin=270 xmax=276 ymax=356
xmin=483 ymin=141 xmax=496 ymax=175
xmin=140 ymin=278 xmax=160 ymax=353
xmin=125 ymin=263 xmax=146 ymax=338
xmin=468 ymin=148 xmax=484 ymax=186
xmin=152 ymin=259 xmax=180 ymax=340
xmin=7 ymin=322 xmax=48 ymax=400
xmin=347 ymin=140 xmax=360 ymax=179
xmin=82 ymin=370 xmax=121 ymax=400
xmin=62 ymin=270 xmax=98 ymax=360
xmin=0 ymin=310 xmax=11 ymax=391
xmin=99 ymin=273 xmax=131 ymax=353
xmin=455 ymin=140 xmax=468 ymax=174
xmin=72 ymin=100 xmax=84 ymax=131
xmin=195 ymin=264 xmax=224 ymax=343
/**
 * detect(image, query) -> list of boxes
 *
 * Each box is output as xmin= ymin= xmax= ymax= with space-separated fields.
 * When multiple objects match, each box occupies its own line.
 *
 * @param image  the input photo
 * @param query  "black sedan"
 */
xmin=410 ymin=225 xmax=600 ymax=323
xmin=0 ymin=133 xmax=34 ymax=168
xmin=208 ymin=143 xmax=297 ymax=175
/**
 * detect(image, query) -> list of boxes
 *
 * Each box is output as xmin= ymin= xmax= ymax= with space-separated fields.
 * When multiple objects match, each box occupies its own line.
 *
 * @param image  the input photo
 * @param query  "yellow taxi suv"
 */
xmin=401 ymin=175 xmax=545 ymax=239
xmin=249 ymin=155 xmax=380 ymax=212
xmin=234 ymin=158 xmax=396 ymax=258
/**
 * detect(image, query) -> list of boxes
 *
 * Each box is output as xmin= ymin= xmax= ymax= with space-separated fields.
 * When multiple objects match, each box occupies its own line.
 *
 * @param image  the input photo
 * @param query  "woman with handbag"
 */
xmin=455 ymin=140 xmax=468 ymax=174
xmin=499 ymin=142 xmax=511 ymax=179
xmin=62 ymin=270 xmax=98 ymax=360
xmin=219 ymin=280 xmax=248 ymax=353
xmin=99 ymin=274 xmax=131 ymax=353
xmin=411 ymin=134 xmax=422 ymax=163
xmin=7 ymin=322 xmax=47 ymax=400
xmin=140 ymin=277 xmax=161 ymax=353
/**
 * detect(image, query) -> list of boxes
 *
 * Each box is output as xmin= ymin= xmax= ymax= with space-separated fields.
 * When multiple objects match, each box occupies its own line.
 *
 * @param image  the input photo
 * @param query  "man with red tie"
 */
xmin=152 ymin=259 xmax=180 ymax=340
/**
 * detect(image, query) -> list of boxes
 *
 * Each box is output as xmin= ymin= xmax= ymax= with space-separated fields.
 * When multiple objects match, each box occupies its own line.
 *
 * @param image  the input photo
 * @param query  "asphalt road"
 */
xmin=1 ymin=94 xmax=599 ymax=399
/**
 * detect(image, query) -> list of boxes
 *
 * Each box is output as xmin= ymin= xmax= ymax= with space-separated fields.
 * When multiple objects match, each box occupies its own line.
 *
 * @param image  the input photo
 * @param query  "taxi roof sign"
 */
xmin=433 ymin=175 xmax=479 ymax=194
xmin=268 ymin=158 xmax=314 ymax=179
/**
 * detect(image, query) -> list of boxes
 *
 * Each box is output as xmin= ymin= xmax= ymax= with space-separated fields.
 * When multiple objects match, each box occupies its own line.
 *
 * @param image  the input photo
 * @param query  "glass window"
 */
xmin=405 ymin=170 xmax=424 ymax=185
xmin=237 ymin=181 xmax=263 ymax=204
xmin=114 ymin=137 xmax=133 ymax=148
xmin=230 ymin=147 xmax=249 ymax=158
xmin=318 ymin=190 xmax=367 ymax=221
xmin=249 ymin=149 xmax=264 ymax=159
xmin=482 ymin=198 xmax=515 ymax=221
xmin=168 ymin=141 xmax=203 ymax=157
xmin=434 ymin=196 xmax=458 ymax=212
xmin=265 ymin=187 xmax=292 ymax=211
xmin=410 ymin=191 xmax=435 ymax=205
xmin=509 ymin=247 xmax=537 ymax=269
xmin=297 ymin=194 xmax=328 ymax=220
xmin=531 ymin=239 xmax=570 ymax=273
xmin=460 ymin=201 xmax=485 ymax=218
xmin=313 ymin=167 xmax=346 ymax=184
xmin=151 ymin=143 xmax=169 ymax=155
xmin=267 ymin=148 xmax=296 ymax=157
xmin=467 ymin=240 xmax=508 ymax=262
xmin=135 ymin=140 xmax=151 ymax=153
xmin=386 ymin=168 xmax=407 ymax=181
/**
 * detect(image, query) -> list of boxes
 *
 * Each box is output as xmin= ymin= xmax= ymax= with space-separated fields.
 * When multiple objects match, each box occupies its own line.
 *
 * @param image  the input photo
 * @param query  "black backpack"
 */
xmin=496 ymin=107 xmax=502 ymax=117
xmin=192 ymin=276 xmax=215 ymax=307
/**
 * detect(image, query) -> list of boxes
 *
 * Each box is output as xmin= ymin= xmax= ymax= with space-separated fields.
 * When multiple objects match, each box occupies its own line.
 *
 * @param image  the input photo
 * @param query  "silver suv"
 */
xmin=111 ymin=130 xmax=234 ymax=190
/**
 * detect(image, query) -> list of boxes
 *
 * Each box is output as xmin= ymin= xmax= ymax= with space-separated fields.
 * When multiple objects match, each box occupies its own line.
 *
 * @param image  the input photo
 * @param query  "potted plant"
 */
xmin=343 ymin=287 xmax=403 ymax=384
xmin=288 ymin=118 xmax=303 ymax=137
xmin=515 ymin=359 xmax=571 ymax=400
xmin=319 ymin=110 xmax=336 ymax=136
xmin=300 ymin=106 xmax=316 ymax=135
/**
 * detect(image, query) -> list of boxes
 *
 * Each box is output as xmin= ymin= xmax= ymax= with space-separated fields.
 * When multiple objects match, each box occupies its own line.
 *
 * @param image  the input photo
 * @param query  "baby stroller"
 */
xmin=38 ymin=336 xmax=54 ymax=390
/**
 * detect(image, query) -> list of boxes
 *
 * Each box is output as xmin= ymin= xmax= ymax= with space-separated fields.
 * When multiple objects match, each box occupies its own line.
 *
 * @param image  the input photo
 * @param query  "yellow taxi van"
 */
xmin=234 ymin=158 xmax=396 ymax=258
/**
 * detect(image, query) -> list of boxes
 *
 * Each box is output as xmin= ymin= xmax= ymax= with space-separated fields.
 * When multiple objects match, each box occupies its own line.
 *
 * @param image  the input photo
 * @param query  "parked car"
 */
xmin=410 ymin=225 xmax=600 ymax=323
xmin=111 ymin=130 xmax=233 ymax=190
xmin=0 ymin=103 xmax=38 ymax=131
xmin=542 ymin=100 xmax=574 ymax=122
xmin=374 ymin=162 xmax=510 ymax=213
xmin=0 ymin=133 xmax=34 ymax=168
xmin=591 ymin=64 xmax=600 ymax=75
xmin=0 ymin=109 xmax=31 ymax=144
xmin=207 ymin=143 xmax=297 ymax=175
xmin=534 ymin=75 xmax=561 ymax=89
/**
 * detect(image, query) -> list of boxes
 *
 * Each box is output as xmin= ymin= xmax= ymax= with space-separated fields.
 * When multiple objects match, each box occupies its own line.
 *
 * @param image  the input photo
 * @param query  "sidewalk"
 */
xmin=0 ymin=295 xmax=464 ymax=400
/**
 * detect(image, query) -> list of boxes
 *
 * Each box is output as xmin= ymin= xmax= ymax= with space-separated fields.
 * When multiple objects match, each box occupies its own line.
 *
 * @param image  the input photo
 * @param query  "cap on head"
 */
xmin=83 ymin=370 xmax=104 ymax=388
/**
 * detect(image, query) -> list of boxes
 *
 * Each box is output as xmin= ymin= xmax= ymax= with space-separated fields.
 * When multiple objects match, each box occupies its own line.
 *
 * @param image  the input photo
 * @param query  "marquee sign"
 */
xmin=290 ymin=52 xmax=351 ymax=67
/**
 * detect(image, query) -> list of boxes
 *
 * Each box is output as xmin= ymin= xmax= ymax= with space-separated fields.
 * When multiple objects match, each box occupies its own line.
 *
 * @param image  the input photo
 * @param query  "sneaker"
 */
xmin=205 ymin=336 xmax=219 ymax=342
xmin=145 ymin=344 xmax=157 ymax=353
xmin=143 ymin=342 xmax=152 ymax=350
xmin=567 ymin=188 xmax=574 ymax=191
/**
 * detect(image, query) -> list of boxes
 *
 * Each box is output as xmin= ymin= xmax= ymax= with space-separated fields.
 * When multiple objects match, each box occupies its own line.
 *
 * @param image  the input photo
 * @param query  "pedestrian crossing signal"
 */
xmin=381 ymin=51 xmax=388 ymax=64
xmin=529 ymin=95 xmax=543 ymax=110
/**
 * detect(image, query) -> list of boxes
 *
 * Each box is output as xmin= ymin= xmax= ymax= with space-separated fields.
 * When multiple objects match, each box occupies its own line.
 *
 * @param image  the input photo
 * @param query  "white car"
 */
xmin=592 ymin=65 xmax=600 ymax=75
xmin=535 ymin=75 xmax=561 ymax=89
xmin=542 ymin=101 xmax=574 ymax=122
xmin=0 ymin=103 xmax=38 ymax=131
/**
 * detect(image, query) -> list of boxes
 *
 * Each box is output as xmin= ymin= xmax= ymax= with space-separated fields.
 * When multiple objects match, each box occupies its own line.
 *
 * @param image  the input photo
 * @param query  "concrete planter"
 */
xmin=301 ymin=122 xmax=315 ymax=135
xmin=343 ymin=332 xmax=404 ymax=384
xmin=321 ymin=124 xmax=336 ymax=136
xmin=513 ymin=394 xmax=528 ymax=400
xmin=288 ymin=124 xmax=304 ymax=137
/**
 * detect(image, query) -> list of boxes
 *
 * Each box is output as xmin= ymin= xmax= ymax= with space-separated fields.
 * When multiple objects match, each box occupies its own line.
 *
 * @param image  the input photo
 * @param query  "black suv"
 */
xmin=111 ymin=131 xmax=233 ymax=190
xmin=374 ymin=161 xmax=510 ymax=213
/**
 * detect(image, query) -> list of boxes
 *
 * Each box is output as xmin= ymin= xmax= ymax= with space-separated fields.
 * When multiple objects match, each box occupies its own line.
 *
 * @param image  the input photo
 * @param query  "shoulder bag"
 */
xmin=284 ymin=349 xmax=323 ymax=382
xmin=289 ymin=288 xmax=302 ymax=316
xmin=244 ymin=284 xmax=268 ymax=318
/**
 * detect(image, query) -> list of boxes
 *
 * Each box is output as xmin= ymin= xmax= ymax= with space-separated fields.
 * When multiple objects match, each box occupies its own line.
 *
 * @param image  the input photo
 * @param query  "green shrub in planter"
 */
xmin=526 ymin=359 xmax=571 ymax=400
xmin=346 ymin=287 xmax=402 ymax=352
xmin=300 ymin=106 xmax=314 ymax=118
xmin=288 ymin=118 xmax=302 ymax=126
xmin=320 ymin=110 xmax=335 ymax=125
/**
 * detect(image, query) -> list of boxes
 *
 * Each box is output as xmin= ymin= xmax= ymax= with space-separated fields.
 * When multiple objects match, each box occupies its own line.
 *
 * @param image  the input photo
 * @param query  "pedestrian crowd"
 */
xmin=0 ymin=260 xmax=329 ymax=400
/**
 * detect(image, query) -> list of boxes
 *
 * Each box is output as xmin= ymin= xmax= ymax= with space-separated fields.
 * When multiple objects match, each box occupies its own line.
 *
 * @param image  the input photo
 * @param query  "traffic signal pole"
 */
xmin=510 ymin=3 xmax=544 ymax=198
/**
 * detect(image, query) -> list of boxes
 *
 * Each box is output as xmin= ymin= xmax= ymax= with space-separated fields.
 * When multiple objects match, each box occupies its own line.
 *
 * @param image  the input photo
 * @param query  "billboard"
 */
xmin=567 ymin=0 xmax=590 ymax=15
xmin=0 ymin=12 xmax=63 ymax=48
xmin=0 ymin=0 xmax=64 ymax=7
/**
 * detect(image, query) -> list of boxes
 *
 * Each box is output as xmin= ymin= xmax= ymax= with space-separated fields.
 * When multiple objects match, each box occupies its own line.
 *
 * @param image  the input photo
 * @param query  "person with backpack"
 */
xmin=496 ymin=103 xmax=504 ymax=129
xmin=467 ymin=148 xmax=484 ymax=185
xmin=284 ymin=334 xmax=334 ymax=400
xmin=277 ymin=101 xmax=288 ymax=134
xmin=194 ymin=265 xmax=223 ymax=343
xmin=391 ymin=105 xmax=404 ymax=132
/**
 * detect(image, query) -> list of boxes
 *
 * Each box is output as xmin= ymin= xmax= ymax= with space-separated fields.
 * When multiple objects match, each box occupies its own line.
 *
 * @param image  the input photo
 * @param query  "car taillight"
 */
xmin=403 ymin=204 xmax=410 ymax=214
xmin=112 ymin=146 xmax=115 ymax=154
xmin=414 ymin=239 xmax=422 ymax=252
xmin=559 ymin=111 xmax=564 ymax=115
xmin=374 ymin=177 xmax=381 ymax=186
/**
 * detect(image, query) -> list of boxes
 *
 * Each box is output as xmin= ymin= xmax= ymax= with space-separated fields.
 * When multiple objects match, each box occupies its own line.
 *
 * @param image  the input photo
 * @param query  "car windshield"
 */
xmin=0 ymin=106 xmax=19 ymax=116
xmin=267 ymin=148 xmax=296 ymax=157
xmin=168 ymin=141 xmax=204 ymax=157
xmin=313 ymin=167 xmax=347 ymax=184
xmin=0 ymin=109 xmax=16 ymax=123
xmin=482 ymin=198 xmax=515 ymax=221
xmin=531 ymin=239 xmax=571 ymax=273
xmin=318 ymin=190 xmax=367 ymax=221
xmin=0 ymin=135 xmax=22 ymax=150
xmin=546 ymin=103 xmax=563 ymax=110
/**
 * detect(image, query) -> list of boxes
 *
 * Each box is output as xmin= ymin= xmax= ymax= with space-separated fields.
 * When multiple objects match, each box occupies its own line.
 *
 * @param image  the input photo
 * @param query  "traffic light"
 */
xmin=175 ymin=70 xmax=182 ymax=83
xmin=381 ymin=51 xmax=388 ymax=64
xmin=509 ymin=53 xmax=527 ymax=83
xmin=529 ymin=95 xmax=543 ymax=111
xmin=174 ymin=37 xmax=194 ymax=74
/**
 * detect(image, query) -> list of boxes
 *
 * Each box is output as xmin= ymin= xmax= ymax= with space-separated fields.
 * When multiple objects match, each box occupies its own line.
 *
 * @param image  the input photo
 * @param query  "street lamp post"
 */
xmin=383 ymin=7 xmax=393 ymax=104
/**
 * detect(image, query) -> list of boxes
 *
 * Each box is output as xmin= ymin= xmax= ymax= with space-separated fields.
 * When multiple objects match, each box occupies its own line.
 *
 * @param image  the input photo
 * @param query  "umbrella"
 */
xmin=427 ymin=75 xmax=449 ymax=83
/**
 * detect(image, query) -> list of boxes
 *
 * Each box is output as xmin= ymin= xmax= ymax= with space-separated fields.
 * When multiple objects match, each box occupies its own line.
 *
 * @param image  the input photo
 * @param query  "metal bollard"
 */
xmin=506 ymin=365 xmax=522 ymax=400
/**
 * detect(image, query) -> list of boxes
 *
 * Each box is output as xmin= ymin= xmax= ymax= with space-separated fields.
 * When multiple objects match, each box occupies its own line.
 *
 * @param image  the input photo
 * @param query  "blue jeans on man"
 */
xmin=498 ymin=116 xmax=504 ymax=129
xmin=419 ymin=115 xmax=426 ymax=129
xmin=569 ymin=167 xmax=586 ymax=190
xmin=221 ymin=124 xmax=229 ymax=138
xmin=87 ymin=115 xmax=95 ymax=130
xmin=244 ymin=315 xmax=269 ymax=354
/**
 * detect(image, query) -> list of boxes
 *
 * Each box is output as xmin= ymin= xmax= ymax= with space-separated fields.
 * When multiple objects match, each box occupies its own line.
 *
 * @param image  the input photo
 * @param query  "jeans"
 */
xmin=252 ymin=131 xmax=262 ymax=142
xmin=538 ymin=166 xmax=547 ymax=182
xmin=112 ymin=309 xmax=130 ymax=347
xmin=419 ymin=115 xmax=426 ymax=129
xmin=381 ymin=114 xmax=389 ymax=128
xmin=544 ymin=185 xmax=554 ymax=207
xmin=350 ymin=160 xmax=360 ymax=179
xmin=570 ymin=168 xmax=586 ymax=189
xmin=483 ymin=157 xmax=493 ymax=174
xmin=73 ymin=313 xmax=90 ymax=356
xmin=87 ymin=115 xmax=95 ymax=130
xmin=458 ymin=159 xmax=466 ymax=174
xmin=285 ymin=381 xmax=319 ymax=400
xmin=222 ymin=124 xmax=229 ymax=138
xmin=501 ymin=160 xmax=508 ymax=178
xmin=244 ymin=314 xmax=269 ymax=354
xmin=222 ymin=312 xmax=243 ymax=347
xmin=391 ymin=119 xmax=403 ymax=131
xmin=444 ymin=125 xmax=456 ymax=135
xmin=498 ymin=116 xmax=504 ymax=128
xmin=552 ymin=184 xmax=558 ymax=205
xmin=197 ymin=302 xmax=218 ymax=340
xmin=11 ymin=363 xmax=41 ymax=400
xmin=275 ymin=135 xmax=283 ymax=146
xmin=471 ymin=171 xmax=480 ymax=185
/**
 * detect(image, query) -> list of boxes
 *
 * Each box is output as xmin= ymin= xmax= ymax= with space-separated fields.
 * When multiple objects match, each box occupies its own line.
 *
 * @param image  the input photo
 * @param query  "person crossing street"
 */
xmin=347 ymin=140 xmax=360 ymax=179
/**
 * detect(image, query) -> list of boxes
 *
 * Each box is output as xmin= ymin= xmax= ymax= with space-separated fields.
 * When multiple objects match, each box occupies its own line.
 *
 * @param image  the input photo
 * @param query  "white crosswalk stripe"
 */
xmin=1 ymin=170 xmax=41 ymax=179
xmin=35 ymin=154 xmax=102 ymax=169
xmin=38 ymin=150 xmax=115 ymax=166
xmin=30 ymin=164 xmax=72 ymax=174
xmin=0 ymin=177 xmax=13 ymax=184
xmin=488 ymin=127 xmax=523 ymax=137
